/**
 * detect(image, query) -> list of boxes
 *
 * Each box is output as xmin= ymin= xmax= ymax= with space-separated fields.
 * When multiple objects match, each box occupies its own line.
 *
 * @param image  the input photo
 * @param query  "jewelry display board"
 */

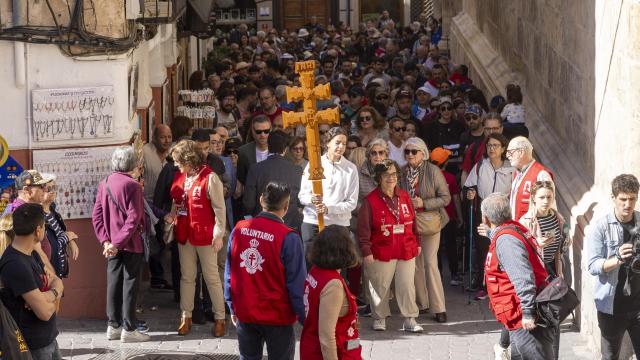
xmin=33 ymin=146 xmax=119 ymax=219
xmin=32 ymin=86 xmax=116 ymax=144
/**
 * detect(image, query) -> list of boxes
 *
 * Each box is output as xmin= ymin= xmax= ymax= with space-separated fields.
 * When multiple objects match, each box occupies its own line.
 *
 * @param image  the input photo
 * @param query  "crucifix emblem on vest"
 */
xmin=240 ymin=239 xmax=265 ymax=274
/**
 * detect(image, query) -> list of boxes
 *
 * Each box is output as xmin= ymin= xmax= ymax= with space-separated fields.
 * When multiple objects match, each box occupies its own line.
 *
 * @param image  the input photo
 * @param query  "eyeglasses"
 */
xmin=376 ymin=95 xmax=389 ymax=100
xmin=393 ymin=126 xmax=407 ymax=132
xmin=347 ymin=146 xmax=357 ymax=151
xmin=506 ymin=148 xmax=523 ymax=157
xmin=225 ymin=149 xmax=239 ymax=155
xmin=44 ymin=185 xmax=57 ymax=193
xmin=381 ymin=172 xmax=398 ymax=179
xmin=404 ymin=149 xmax=420 ymax=156
xmin=486 ymin=143 xmax=502 ymax=149
xmin=440 ymin=105 xmax=452 ymax=111
xmin=359 ymin=116 xmax=372 ymax=122
xmin=291 ymin=146 xmax=305 ymax=152
xmin=254 ymin=129 xmax=271 ymax=135
xmin=319 ymin=130 xmax=328 ymax=135
xmin=370 ymin=150 xmax=386 ymax=157
xmin=465 ymin=115 xmax=479 ymax=121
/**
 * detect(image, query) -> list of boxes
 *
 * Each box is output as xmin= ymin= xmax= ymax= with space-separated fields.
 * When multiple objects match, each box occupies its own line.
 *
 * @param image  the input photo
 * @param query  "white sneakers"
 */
xmin=121 ymin=329 xmax=151 ymax=343
xmin=372 ymin=318 xmax=386 ymax=331
xmin=402 ymin=318 xmax=424 ymax=333
xmin=106 ymin=325 xmax=120 ymax=340
xmin=107 ymin=326 xmax=151 ymax=342
xmin=493 ymin=343 xmax=511 ymax=360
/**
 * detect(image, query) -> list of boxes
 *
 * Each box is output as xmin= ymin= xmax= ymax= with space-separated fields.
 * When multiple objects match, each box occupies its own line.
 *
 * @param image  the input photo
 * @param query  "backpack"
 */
xmin=0 ymin=296 xmax=32 ymax=359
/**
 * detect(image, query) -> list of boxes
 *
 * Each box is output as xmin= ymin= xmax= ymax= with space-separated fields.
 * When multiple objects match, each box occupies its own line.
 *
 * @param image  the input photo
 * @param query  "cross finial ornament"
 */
xmin=282 ymin=61 xmax=340 ymax=230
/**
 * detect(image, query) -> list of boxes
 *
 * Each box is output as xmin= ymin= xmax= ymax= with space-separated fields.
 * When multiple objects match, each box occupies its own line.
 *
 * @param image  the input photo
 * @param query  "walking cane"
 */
xmin=467 ymin=200 xmax=474 ymax=305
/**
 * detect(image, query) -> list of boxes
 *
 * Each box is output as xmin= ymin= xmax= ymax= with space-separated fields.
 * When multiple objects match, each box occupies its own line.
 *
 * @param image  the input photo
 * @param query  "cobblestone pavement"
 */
xmin=58 ymin=274 xmax=593 ymax=360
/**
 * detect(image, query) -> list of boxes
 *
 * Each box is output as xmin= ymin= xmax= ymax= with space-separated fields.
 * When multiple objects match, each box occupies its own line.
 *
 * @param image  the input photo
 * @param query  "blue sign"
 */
xmin=0 ymin=156 xmax=23 ymax=189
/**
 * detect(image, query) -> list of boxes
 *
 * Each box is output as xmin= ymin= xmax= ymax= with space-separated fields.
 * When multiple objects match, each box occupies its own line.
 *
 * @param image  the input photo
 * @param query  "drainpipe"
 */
xmin=346 ymin=0 xmax=350 ymax=26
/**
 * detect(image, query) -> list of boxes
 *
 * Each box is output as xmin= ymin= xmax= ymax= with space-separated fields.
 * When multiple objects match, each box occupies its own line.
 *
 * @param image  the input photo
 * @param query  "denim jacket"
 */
xmin=586 ymin=209 xmax=640 ymax=314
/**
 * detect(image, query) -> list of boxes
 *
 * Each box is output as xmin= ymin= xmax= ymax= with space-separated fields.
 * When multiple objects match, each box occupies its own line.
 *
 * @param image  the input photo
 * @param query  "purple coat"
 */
xmin=92 ymin=172 xmax=145 ymax=253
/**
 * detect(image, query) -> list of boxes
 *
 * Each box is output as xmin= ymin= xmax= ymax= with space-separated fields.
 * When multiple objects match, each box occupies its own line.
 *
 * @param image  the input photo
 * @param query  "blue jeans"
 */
xmin=509 ymin=326 xmax=556 ymax=360
xmin=31 ymin=340 xmax=62 ymax=360
xmin=236 ymin=322 xmax=294 ymax=360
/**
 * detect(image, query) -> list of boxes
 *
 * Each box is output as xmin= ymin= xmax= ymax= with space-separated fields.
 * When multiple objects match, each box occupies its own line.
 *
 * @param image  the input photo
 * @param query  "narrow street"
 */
xmin=57 ymin=271 xmax=593 ymax=359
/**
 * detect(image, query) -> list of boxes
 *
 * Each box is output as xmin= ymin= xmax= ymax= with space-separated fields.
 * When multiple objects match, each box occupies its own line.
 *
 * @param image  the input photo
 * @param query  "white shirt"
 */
xmin=256 ymin=148 xmax=269 ymax=163
xmin=387 ymin=140 xmax=407 ymax=167
xmin=299 ymin=154 xmax=359 ymax=227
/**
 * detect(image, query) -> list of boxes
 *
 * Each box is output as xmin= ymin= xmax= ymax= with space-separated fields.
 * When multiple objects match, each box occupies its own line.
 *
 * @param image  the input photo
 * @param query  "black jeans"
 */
xmin=474 ymin=236 xmax=490 ymax=289
xmin=301 ymin=222 xmax=319 ymax=270
xmin=597 ymin=311 xmax=640 ymax=360
xmin=236 ymin=322 xmax=295 ymax=360
xmin=509 ymin=325 xmax=556 ymax=360
xmin=438 ymin=220 xmax=459 ymax=276
xmin=107 ymin=251 xmax=143 ymax=331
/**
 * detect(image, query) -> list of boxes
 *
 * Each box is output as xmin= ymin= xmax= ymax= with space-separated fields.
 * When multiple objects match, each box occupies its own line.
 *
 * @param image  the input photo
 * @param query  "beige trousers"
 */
xmin=178 ymin=241 xmax=226 ymax=320
xmin=364 ymin=258 xmax=419 ymax=320
xmin=414 ymin=232 xmax=447 ymax=313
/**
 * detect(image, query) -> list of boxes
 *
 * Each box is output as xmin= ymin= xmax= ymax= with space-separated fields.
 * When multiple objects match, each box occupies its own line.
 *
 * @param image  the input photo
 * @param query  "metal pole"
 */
xmin=468 ymin=201 xmax=474 ymax=305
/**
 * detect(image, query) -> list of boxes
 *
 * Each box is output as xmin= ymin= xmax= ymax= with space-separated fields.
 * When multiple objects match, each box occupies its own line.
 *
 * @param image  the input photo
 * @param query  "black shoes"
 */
xmin=434 ymin=312 xmax=447 ymax=323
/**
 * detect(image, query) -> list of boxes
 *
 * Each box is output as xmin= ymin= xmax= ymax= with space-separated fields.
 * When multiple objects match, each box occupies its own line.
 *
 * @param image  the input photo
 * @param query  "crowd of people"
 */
xmin=0 ymin=10 xmax=638 ymax=360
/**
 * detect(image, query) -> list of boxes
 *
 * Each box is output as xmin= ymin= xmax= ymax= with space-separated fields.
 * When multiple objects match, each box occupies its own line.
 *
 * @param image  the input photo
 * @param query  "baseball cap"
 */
xmin=395 ymin=90 xmax=412 ymax=101
xmin=15 ymin=170 xmax=55 ymax=189
xmin=430 ymin=147 xmax=452 ymax=166
xmin=416 ymin=86 xmax=430 ymax=94
xmin=438 ymin=96 xmax=452 ymax=105
xmin=465 ymin=104 xmax=483 ymax=117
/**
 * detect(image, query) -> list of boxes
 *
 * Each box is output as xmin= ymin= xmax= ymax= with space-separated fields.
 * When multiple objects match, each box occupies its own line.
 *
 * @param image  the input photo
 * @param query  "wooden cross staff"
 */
xmin=282 ymin=61 xmax=340 ymax=230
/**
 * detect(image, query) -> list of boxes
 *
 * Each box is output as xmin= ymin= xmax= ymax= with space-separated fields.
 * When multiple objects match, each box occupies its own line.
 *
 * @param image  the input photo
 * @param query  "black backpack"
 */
xmin=0 ymin=292 xmax=33 ymax=359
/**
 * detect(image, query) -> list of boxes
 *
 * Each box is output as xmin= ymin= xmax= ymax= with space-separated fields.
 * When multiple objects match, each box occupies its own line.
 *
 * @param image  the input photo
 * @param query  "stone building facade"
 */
xmin=439 ymin=0 xmax=640 ymax=357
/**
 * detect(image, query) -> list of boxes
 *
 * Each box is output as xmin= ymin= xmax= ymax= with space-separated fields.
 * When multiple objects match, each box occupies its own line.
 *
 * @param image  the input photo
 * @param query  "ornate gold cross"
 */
xmin=282 ymin=61 xmax=340 ymax=230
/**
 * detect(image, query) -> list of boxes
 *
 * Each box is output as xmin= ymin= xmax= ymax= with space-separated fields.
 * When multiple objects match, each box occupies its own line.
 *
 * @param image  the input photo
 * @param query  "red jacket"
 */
xmin=170 ymin=166 xmax=216 ymax=246
xmin=300 ymin=267 xmax=361 ymax=360
xmin=512 ymin=161 xmax=553 ymax=221
xmin=485 ymin=221 xmax=548 ymax=330
xmin=365 ymin=187 xmax=419 ymax=262
xmin=229 ymin=216 xmax=297 ymax=325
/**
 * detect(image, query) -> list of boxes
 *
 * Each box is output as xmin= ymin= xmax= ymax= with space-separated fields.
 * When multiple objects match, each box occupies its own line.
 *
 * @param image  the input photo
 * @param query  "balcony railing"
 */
xmin=139 ymin=0 xmax=187 ymax=23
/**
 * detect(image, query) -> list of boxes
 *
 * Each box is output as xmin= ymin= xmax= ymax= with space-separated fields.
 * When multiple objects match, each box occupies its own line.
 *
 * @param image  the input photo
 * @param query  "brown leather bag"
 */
xmin=415 ymin=210 xmax=442 ymax=236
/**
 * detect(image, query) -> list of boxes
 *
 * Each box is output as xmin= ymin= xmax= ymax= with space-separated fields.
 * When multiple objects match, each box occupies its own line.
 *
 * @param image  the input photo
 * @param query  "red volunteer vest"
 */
xmin=512 ymin=161 xmax=554 ymax=221
xmin=170 ymin=166 xmax=216 ymax=246
xmin=229 ymin=216 xmax=296 ymax=325
xmin=300 ymin=267 xmax=362 ymax=360
xmin=484 ymin=221 xmax=548 ymax=330
xmin=365 ymin=187 xmax=419 ymax=262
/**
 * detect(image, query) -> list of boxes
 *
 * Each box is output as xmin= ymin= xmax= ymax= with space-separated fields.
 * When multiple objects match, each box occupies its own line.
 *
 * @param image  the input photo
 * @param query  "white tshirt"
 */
xmin=256 ymin=148 xmax=269 ymax=163
xmin=388 ymin=140 xmax=407 ymax=167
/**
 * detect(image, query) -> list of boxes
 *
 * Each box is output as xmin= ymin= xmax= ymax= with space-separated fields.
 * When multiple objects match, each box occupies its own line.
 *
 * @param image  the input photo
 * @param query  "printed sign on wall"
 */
xmin=32 ymin=86 xmax=115 ymax=143
xmin=33 ymin=146 xmax=118 ymax=219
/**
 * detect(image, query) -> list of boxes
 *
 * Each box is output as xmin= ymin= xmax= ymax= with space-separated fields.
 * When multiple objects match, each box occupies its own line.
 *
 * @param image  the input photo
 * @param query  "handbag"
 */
xmin=415 ymin=210 xmax=441 ymax=236
xmin=163 ymin=221 xmax=175 ymax=245
xmin=509 ymin=225 xmax=580 ymax=327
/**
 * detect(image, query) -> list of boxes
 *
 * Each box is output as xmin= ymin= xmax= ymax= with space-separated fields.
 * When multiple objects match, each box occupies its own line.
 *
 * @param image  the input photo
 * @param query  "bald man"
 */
xmin=142 ymin=124 xmax=172 ymax=202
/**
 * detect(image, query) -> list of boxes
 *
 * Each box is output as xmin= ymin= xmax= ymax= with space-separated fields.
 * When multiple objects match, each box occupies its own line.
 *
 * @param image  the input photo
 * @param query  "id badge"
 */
xmin=177 ymin=205 xmax=187 ymax=217
xmin=393 ymin=224 xmax=405 ymax=234
xmin=345 ymin=339 xmax=360 ymax=350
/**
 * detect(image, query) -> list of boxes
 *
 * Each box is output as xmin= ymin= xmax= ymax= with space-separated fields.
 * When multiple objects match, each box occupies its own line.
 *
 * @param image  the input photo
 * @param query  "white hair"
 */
xmin=111 ymin=146 xmax=137 ymax=173
xmin=509 ymin=136 xmax=533 ymax=156
xmin=481 ymin=193 xmax=512 ymax=226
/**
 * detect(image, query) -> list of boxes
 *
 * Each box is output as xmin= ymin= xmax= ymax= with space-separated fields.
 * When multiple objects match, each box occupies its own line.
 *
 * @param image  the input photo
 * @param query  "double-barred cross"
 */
xmin=282 ymin=61 xmax=340 ymax=230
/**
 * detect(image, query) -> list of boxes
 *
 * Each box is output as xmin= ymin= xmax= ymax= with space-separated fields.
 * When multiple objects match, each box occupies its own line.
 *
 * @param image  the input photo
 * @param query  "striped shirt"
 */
xmin=537 ymin=213 xmax=562 ymax=263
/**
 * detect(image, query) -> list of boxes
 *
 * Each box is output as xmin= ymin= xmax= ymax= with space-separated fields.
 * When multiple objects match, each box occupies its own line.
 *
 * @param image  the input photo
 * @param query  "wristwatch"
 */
xmin=50 ymin=288 xmax=59 ymax=300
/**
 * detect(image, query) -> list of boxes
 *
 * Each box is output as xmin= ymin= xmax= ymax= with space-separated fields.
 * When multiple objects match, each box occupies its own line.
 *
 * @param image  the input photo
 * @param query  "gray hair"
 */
xmin=480 ymin=193 xmax=512 ymax=226
xmin=366 ymin=138 xmax=388 ymax=156
xmin=111 ymin=146 xmax=137 ymax=173
xmin=509 ymin=136 xmax=533 ymax=156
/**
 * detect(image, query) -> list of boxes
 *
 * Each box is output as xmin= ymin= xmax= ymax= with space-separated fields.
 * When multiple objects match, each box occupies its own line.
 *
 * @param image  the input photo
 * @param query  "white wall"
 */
xmin=0 ymin=24 xmax=179 ymax=151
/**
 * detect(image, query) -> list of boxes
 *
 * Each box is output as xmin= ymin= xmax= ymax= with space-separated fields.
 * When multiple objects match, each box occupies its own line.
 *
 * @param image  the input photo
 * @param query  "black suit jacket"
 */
xmin=243 ymin=154 xmax=303 ymax=230
xmin=237 ymin=142 xmax=257 ymax=185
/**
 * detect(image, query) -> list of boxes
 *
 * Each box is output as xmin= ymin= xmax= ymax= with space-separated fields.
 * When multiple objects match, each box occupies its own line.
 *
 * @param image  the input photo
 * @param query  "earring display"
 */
xmin=33 ymin=146 xmax=120 ymax=220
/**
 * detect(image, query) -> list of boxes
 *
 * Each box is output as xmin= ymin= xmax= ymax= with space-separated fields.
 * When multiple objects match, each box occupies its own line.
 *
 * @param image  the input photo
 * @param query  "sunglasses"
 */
xmin=376 ymin=95 xmax=389 ymax=100
xmin=465 ymin=115 xmax=479 ymax=121
xmin=319 ymin=130 xmax=328 ymax=135
xmin=226 ymin=149 xmax=239 ymax=155
xmin=393 ymin=126 xmax=407 ymax=132
xmin=359 ymin=116 xmax=372 ymax=122
xmin=254 ymin=129 xmax=271 ymax=135
xmin=404 ymin=149 xmax=420 ymax=156
xmin=44 ymin=185 xmax=58 ymax=193
xmin=291 ymin=146 xmax=305 ymax=152
xmin=370 ymin=150 xmax=386 ymax=157
xmin=440 ymin=105 xmax=452 ymax=111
